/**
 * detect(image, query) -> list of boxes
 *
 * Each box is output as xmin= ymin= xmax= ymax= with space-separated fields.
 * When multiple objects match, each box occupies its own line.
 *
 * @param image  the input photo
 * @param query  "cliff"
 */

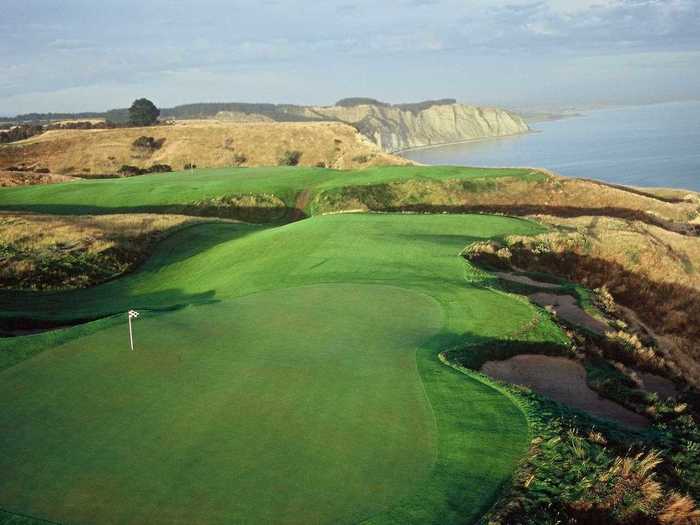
xmin=211 ymin=99 xmax=530 ymax=153
xmin=302 ymin=102 xmax=529 ymax=152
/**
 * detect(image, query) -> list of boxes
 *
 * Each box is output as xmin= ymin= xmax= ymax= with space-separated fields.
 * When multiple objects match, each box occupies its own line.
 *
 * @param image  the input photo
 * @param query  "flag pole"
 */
xmin=129 ymin=314 xmax=134 ymax=351
xmin=127 ymin=309 xmax=139 ymax=351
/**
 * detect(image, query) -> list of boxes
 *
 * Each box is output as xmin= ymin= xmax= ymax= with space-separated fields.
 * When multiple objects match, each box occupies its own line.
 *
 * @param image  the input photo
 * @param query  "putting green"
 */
xmin=0 ymin=284 xmax=443 ymax=524
xmin=0 ymin=213 xmax=567 ymax=524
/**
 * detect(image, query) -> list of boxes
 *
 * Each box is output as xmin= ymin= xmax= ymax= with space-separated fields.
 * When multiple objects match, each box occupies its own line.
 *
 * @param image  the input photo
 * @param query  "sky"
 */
xmin=1 ymin=0 xmax=699 ymax=115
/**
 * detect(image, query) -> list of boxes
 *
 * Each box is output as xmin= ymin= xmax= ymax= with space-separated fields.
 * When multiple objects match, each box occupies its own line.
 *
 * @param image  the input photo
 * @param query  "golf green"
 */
xmin=0 ymin=212 xmax=565 ymax=524
xmin=0 ymin=284 xmax=444 ymax=524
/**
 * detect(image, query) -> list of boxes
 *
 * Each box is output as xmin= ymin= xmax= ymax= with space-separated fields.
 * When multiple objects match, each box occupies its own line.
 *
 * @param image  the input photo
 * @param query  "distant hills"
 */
xmin=1 ymin=98 xmax=529 ymax=153
xmin=2 ymin=98 xmax=458 ymax=124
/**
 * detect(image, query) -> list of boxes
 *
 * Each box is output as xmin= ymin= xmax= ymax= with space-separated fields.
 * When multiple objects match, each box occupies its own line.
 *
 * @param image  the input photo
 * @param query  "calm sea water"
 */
xmin=401 ymin=101 xmax=700 ymax=192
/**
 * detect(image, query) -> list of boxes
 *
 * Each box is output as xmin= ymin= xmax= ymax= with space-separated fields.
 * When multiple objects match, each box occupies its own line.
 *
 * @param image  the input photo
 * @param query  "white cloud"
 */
xmin=1 ymin=0 xmax=698 ymax=114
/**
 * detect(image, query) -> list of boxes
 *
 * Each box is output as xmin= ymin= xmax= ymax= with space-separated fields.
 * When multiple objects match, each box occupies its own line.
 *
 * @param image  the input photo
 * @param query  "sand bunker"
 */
xmin=493 ymin=272 xmax=562 ymax=289
xmin=482 ymin=354 xmax=649 ymax=429
xmin=493 ymin=272 xmax=609 ymax=334
xmin=529 ymin=293 xmax=609 ymax=334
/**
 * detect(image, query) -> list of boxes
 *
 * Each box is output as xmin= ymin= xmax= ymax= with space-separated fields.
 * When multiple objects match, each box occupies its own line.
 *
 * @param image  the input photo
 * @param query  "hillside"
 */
xmin=5 ymin=99 xmax=530 ymax=156
xmin=0 ymin=120 xmax=408 ymax=176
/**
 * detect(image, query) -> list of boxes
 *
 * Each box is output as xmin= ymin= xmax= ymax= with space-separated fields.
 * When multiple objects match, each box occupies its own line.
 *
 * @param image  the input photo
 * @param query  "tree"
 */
xmin=128 ymin=98 xmax=160 ymax=126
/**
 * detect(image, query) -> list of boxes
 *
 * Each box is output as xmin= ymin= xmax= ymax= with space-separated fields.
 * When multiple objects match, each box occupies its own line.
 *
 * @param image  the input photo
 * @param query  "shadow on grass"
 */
xmin=0 ymin=203 xmax=308 ymax=224
xmin=0 ymin=289 xmax=218 ymax=337
xmin=378 ymin=204 xmax=699 ymax=236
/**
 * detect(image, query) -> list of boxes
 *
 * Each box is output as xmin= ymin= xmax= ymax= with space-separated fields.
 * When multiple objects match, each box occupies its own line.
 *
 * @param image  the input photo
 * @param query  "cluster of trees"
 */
xmin=0 ymin=124 xmax=44 ymax=144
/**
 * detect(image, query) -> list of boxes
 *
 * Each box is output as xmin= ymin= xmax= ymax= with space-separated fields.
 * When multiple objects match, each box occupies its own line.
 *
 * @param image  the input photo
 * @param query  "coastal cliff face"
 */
xmin=211 ymin=100 xmax=530 ymax=153
xmin=303 ymin=103 xmax=529 ymax=152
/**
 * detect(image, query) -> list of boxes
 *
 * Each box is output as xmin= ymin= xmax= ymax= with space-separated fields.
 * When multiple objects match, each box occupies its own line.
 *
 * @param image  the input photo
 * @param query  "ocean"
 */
xmin=400 ymin=101 xmax=700 ymax=192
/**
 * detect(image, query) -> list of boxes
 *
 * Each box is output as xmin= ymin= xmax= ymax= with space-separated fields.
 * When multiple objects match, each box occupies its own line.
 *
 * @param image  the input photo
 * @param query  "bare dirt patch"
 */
xmin=481 ymin=354 xmax=649 ymax=429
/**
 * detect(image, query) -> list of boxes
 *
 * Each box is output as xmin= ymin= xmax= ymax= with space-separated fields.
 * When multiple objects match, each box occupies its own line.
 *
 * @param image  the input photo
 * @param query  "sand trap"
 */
xmin=482 ymin=354 xmax=649 ymax=429
xmin=529 ymin=293 xmax=609 ymax=334
xmin=493 ymin=272 xmax=562 ymax=289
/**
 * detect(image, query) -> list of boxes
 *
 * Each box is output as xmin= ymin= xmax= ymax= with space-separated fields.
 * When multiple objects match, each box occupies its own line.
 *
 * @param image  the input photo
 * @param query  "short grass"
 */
xmin=0 ymin=207 xmax=567 ymax=522
xmin=0 ymin=165 xmax=541 ymax=216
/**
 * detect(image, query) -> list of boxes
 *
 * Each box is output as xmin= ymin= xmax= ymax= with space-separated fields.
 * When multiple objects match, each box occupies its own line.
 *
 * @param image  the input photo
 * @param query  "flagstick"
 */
xmin=128 ymin=314 xmax=134 ymax=351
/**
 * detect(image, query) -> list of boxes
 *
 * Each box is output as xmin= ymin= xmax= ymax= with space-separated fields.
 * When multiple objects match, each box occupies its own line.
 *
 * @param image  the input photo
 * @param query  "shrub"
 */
xmin=132 ymin=136 xmax=165 ymax=150
xmin=117 ymin=164 xmax=172 ymax=177
xmin=0 ymin=124 xmax=44 ymax=144
xmin=146 ymin=164 xmax=172 ymax=174
xmin=278 ymin=150 xmax=302 ymax=166
xmin=184 ymin=163 xmax=197 ymax=170
xmin=117 ymin=165 xmax=142 ymax=176
xmin=352 ymin=154 xmax=371 ymax=164
xmin=232 ymin=153 xmax=247 ymax=166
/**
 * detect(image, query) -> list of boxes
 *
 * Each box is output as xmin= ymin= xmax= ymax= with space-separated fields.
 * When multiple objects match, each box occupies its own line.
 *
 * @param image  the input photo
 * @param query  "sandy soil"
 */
xmin=482 ymin=354 xmax=649 ymax=429
xmin=529 ymin=292 xmax=609 ymax=334
xmin=493 ymin=271 xmax=562 ymax=289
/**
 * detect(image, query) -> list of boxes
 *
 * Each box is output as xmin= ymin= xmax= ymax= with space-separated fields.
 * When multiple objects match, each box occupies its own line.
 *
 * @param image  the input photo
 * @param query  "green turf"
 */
xmin=0 ymin=285 xmax=443 ymax=524
xmin=0 ymin=199 xmax=567 ymax=523
xmin=0 ymin=165 xmax=543 ymax=216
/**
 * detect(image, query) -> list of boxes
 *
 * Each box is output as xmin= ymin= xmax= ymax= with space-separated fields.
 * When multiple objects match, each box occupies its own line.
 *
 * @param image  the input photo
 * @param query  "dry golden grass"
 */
xmin=469 ymin=214 xmax=700 ymax=385
xmin=529 ymin=215 xmax=700 ymax=289
xmin=0 ymin=120 xmax=410 ymax=176
xmin=315 ymin=173 xmax=699 ymax=227
xmin=0 ymin=212 xmax=208 ymax=290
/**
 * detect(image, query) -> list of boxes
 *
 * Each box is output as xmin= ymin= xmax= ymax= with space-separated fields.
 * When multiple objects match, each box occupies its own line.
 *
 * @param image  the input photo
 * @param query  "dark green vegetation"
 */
xmin=128 ymin=98 xmax=160 ymax=126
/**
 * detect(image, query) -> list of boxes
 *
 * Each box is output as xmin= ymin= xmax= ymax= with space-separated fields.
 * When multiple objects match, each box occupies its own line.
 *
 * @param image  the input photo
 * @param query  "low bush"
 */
xmin=232 ymin=153 xmax=247 ymax=166
xmin=352 ymin=154 xmax=372 ymax=164
xmin=0 ymin=124 xmax=44 ymax=143
xmin=131 ymin=136 xmax=165 ymax=150
xmin=117 ymin=164 xmax=172 ymax=177
xmin=278 ymin=150 xmax=302 ymax=166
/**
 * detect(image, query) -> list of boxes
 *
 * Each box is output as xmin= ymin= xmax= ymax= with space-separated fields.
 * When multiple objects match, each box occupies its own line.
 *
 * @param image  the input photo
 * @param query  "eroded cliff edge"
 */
xmin=213 ymin=98 xmax=530 ymax=153
xmin=302 ymin=100 xmax=530 ymax=152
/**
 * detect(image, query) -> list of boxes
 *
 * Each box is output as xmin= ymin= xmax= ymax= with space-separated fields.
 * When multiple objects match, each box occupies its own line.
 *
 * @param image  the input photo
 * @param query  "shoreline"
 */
xmin=393 ymin=129 xmax=538 ymax=155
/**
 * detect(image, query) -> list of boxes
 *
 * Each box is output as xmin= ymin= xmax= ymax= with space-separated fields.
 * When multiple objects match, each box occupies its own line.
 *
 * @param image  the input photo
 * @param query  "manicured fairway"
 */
xmin=0 ymin=164 xmax=545 ymax=216
xmin=0 ymin=212 xmax=567 ymax=524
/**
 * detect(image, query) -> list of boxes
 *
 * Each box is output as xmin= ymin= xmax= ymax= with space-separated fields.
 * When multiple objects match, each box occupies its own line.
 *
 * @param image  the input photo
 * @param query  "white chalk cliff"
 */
xmin=302 ymin=102 xmax=529 ymax=152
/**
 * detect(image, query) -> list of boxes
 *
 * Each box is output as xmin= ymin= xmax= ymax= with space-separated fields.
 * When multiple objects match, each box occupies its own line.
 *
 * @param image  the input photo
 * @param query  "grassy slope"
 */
xmin=0 ymin=165 xmax=540 ymax=216
xmin=0 ymin=213 xmax=567 ymax=524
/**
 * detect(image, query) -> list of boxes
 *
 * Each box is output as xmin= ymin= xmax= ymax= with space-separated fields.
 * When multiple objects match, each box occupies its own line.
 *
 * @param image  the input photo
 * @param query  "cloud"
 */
xmin=0 ymin=0 xmax=698 ymax=114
